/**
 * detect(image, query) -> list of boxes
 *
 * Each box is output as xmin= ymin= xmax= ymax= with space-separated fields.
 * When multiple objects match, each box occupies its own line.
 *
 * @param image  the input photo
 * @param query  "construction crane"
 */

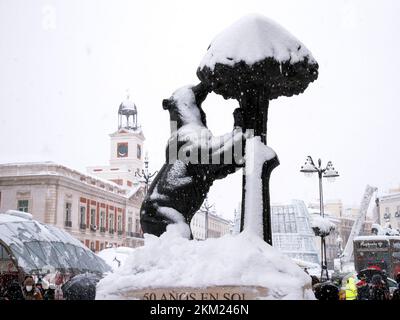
xmin=340 ymin=185 xmax=378 ymax=263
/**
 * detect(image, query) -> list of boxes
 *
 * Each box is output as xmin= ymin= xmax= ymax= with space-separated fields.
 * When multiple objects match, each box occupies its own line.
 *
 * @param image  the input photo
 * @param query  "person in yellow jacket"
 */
xmin=345 ymin=277 xmax=358 ymax=300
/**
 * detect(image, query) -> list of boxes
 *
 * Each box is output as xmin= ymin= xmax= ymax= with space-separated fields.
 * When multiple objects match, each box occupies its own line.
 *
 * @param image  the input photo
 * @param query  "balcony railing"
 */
xmin=118 ymin=230 xmax=123 ymax=236
xmin=109 ymin=229 xmax=114 ymax=235
xmin=79 ymin=223 xmax=86 ymax=230
xmin=100 ymin=227 xmax=106 ymax=233
xmin=64 ymin=221 xmax=72 ymax=228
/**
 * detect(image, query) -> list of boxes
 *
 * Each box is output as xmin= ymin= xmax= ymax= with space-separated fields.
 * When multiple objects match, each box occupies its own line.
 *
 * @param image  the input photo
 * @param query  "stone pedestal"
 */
xmin=119 ymin=283 xmax=312 ymax=300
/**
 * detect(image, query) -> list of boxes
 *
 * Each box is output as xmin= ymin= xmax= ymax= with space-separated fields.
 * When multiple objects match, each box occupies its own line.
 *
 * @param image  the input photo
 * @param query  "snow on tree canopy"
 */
xmin=197 ymin=14 xmax=319 ymax=100
xmin=199 ymin=14 xmax=316 ymax=69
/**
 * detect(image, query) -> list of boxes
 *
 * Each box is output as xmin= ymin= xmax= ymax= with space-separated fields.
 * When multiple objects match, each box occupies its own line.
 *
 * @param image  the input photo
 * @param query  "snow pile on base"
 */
xmin=200 ymin=13 xmax=316 ymax=70
xmin=310 ymin=215 xmax=335 ymax=236
xmin=96 ymin=228 xmax=314 ymax=300
xmin=97 ymin=247 xmax=136 ymax=272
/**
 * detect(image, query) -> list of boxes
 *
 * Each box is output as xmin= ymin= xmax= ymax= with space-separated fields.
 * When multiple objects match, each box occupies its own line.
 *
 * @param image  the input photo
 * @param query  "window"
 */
xmin=90 ymin=208 xmax=96 ymax=226
xmin=17 ymin=199 xmax=29 ymax=212
xmin=135 ymin=219 xmax=140 ymax=233
xmin=80 ymin=206 xmax=86 ymax=227
xmin=137 ymin=145 xmax=141 ymax=159
xmin=384 ymin=208 xmax=391 ymax=220
xmin=109 ymin=213 xmax=114 ymax=231
xmin=100 ymin=211 xmax=105 ymax=228
xmin=65 ymin=202 xmax=72 ymax=222
xmin=128 ymin=217 xmax=133 ymax=233
xmin=117 ymin=215 xmax=122 ymax=232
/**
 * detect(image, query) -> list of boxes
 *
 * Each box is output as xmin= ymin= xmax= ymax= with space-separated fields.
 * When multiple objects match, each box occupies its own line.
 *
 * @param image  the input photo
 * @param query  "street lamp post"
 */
xmin=135 ymin=153 xmax=158 ymax=194
xmin=300 ymin=156 xmax=339 ymax=282
xmin=336 ymin=236 xmax=343 ymax=272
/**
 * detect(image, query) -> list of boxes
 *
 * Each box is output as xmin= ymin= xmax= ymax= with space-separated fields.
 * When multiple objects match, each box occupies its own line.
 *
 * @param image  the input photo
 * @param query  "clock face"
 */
xmin=117 ymin=143 xmax=128 ymax=158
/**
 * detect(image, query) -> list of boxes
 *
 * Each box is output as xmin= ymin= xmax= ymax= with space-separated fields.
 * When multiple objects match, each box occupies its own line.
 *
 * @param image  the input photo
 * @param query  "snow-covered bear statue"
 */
xmin=140 ymin=83 xmax=246 ymax=238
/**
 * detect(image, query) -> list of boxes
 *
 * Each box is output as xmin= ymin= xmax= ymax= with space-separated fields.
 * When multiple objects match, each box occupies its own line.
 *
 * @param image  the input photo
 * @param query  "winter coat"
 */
xmin=356 ymin=279 xmax=370 ymax=300
xmin=345 ymin=277 xmax=357 ymax=300
xmin=43 ymin=289 xmax=55 ymax=300
xmin=3 ymin=281 xmax=24 ymax=300
xmin=369 ymin=274 xmax=389 ymax=300
xmin=392 ymin=288 xmax=400 ymax=300
xmin=23 ymin=287 xmax=43 ymax=300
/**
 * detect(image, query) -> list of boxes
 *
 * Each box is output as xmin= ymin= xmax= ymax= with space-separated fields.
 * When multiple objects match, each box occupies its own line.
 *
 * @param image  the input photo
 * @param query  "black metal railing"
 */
xmin=100 ymin=227 xmax=106 ymax=233
xmin=109 ymin=229 xmax=114 ymax=235
xmin=79 ymin=223 xmax=86 ymax=230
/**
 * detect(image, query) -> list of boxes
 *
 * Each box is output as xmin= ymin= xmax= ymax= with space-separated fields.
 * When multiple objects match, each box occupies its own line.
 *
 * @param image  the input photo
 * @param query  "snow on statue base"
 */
xmin=96 ymin=227 xmax=315 ymax=300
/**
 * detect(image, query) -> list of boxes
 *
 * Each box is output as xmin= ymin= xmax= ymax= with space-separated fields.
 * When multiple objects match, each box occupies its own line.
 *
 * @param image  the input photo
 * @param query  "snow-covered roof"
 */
xmin=0 ymin=212 xmax=111 ymax=274
xmin=199 ymin=13 xmax=316 ymax=71
xmin=354 ymin=235 xmax=400 ymax=241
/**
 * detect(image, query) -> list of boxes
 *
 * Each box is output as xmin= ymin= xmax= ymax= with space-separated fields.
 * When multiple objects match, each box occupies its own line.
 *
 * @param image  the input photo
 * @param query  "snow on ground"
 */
xmin=97 ymin=247 xmax=136 ymax=272
xmin=199 ymin=13 xmax=316 ymax=70
xmin=96 ymin=226 xmax=314 ymax=300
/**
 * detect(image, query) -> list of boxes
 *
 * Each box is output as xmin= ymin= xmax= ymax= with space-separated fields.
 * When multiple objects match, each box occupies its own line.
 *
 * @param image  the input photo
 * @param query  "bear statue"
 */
xmin=140 ymin=83 xmax=247 ymax=238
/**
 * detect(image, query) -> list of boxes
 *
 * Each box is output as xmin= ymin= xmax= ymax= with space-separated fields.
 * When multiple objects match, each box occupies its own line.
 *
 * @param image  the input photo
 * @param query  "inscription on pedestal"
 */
xmin=121 ymin=286 xmax=269 ymax=300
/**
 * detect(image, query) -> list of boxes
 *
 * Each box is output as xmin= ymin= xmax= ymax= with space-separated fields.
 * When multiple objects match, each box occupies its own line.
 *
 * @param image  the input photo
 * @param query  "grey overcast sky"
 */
xmin=1 ymin=0 xmax=400 ymax=220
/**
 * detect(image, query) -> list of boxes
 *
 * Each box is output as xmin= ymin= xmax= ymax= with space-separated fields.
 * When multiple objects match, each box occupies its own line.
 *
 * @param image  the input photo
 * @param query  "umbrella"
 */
xmin=358 ymin=267 xmax=387 ymax=283
xmin=197 ymin=14 xmax=318 ymax=244
xmin=313 ymin=281 xmax=339 ymax=301
xmin=62 ymin=273 xmax=101 ymax=300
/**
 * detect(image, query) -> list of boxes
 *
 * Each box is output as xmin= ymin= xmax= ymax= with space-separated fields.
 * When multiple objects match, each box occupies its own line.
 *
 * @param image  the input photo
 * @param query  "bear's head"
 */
xmin=162 ymin=83 xmax=210 ymax=129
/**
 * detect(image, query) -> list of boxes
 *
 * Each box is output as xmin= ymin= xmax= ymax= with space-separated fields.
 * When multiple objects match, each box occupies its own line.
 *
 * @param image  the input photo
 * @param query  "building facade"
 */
xmin=378 ymin=190 xmax=400 ymax=230
xmin=0 ymin=98 xmax=146 ymax=252
xmin=190 ymin=210 xmax=232 ymax=240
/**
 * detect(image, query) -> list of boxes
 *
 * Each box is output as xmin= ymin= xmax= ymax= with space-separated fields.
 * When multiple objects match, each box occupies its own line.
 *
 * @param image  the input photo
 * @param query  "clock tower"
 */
xmin=87 ymin=98 xmax=145 ymax=189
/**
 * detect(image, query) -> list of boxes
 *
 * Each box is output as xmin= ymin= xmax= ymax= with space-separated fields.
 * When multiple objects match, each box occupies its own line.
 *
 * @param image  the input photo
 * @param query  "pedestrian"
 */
xmin=391 ymin=273 xmax=400 ymax=300
xmin=356 ymin=275 xmax=370 ymax=300
xmin=369 ymin=274 xmax=389 ymax=300
xmin=43 ymin=283 xmax=56 ymax=300
xmin=1 ymin=280 xmax=24 ymax=300
xmin=22 ymin=276 xmax=43 ymax=300
xmin=345 ymin=277 xmax=357 ymax=300
xmin=36 ymin=278 xmax=45 ymax=296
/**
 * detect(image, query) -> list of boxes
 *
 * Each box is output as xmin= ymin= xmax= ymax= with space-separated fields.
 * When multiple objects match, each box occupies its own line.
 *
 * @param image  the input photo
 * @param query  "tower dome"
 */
xmin=118 ymin=97 xmax=138 ymax=130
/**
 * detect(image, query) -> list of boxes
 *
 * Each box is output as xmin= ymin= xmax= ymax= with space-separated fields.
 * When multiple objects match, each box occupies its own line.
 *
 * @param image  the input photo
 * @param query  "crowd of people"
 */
xmin=308 ymin=268 xmax=400 ymax=301
xmin=0 ymin=276 xmax=61 ymax=300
